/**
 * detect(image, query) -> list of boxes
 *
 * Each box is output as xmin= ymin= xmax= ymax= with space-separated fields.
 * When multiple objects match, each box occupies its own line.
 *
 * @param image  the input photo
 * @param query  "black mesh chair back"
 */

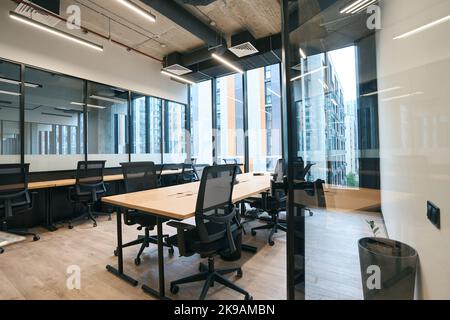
xmin=75 ymin=161 xmax=106 ymax=200
xmin=0 ymin=164 xmax=31 ymax=218
xmin=121 ymin=162 xmax=157 ymax=193
xmin=180 ymin=159 xmax=196 ymax=183
xmin=193 ymin=164 xmax=209 ymax=181
xmin=195 ymin=164 xmax=238 ymax=252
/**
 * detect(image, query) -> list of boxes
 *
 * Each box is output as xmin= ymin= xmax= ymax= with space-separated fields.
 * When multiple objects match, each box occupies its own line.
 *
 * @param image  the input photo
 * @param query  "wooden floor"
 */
xmin=0 ymin=208 xmax=384 ymax=300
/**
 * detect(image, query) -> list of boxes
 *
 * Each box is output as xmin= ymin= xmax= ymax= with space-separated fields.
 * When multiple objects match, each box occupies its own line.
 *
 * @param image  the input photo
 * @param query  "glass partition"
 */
xmin=163 ymin=101 xmax=187 ymax=163
xmin=87 ymin=82 xmax=129 ymax=168
xmin=130 ymin=92 xmax=162 ymax=163
xmin=24 ymin=67 xmax=85 ymax=172
xmin=215 ymin=73 xmax=244 ymax=166
xmin=190 ymin=80 xmax=213 ymax=165
xmin=247 ymin=64 xmax=282 ymax=172
xmin=0 ymin=60 xmax=21 ymax=164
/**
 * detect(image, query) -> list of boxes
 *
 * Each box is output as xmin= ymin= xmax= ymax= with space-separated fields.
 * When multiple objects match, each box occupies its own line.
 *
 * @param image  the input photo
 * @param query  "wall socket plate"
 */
xmin=427 ymin=201 xmax=440 ymax=229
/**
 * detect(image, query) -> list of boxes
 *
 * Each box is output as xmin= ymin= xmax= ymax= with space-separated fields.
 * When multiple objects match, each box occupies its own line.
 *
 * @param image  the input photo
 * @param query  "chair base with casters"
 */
xmin=68 ymin=201 xmax=111 ymax=229
xmin=251 ymin=210 xmax=287 ymax=246
xmin=170 ymin=256 xmax=252 ymax=300
xmin=0 ymin=224 xmax=40 ymax=255
xmin=113 ymin=226 xmax=175 ymax=265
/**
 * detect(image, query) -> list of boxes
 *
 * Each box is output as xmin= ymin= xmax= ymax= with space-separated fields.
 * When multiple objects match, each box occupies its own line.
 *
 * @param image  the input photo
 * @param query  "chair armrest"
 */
xmin=167 ymin=221 xmax=195 ymax=257
xmin=167 ymin=221 xmax=196 ymax=231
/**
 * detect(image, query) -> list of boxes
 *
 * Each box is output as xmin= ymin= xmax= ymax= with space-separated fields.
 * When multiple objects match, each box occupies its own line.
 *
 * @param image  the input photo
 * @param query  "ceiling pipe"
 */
xmin=141 ymin=0 xmax=227 ymax=49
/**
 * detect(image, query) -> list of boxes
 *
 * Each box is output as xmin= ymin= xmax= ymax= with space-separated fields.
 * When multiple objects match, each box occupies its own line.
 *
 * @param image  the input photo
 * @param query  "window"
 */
xmin=0 ymin=60 xmax=21 ymax=164
xmin=247 ymin=64 xmax=282 ymax=172
xmin=190 ymin=81 xmax=213 ymax=165
xmin=87 ymin=82 xmax=128 ymax=168
xmin=215 ymin=74 xmax=244 ymax=166
xmin=163 ymin=101 xmax=187 ymax=163
xmin=131 ymin=92 xmax=162 ymax=163
xmin=24 ymin=67 xmax=85 ymax=172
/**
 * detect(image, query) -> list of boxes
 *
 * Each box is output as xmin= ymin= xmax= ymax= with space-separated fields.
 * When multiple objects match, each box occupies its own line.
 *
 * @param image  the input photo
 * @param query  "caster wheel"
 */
xmin=251 ymin=230 xmax=257 ymax=236
xmin=33 ymin=235 xmax=40 ymax=242
xmin=113 ymin=250 xmax=118 ymax=257
xmin=245 ymin=294 xmax=253 ymax=300
xmin=236 ymin=268 xmax=243 ymax=278
xmin=310 ymin=212 xmax=313 ymax=217
xmin=168 ymin=247 xmax=175 ymax=256
xmin=0 ymin=248 xmax=4 ymax=254
xmin=170 ymin=285 xmax=179 ymax=295
xmin=108 ymin=216 xmax=112 ymax=221
xmin=93 ymin=223 xmax=97 ymax=228
xmin=269 ymin=240 xmax=275 ymax=246
xmin=134 ymin=258 xmax=141 ymax=266
xmin=68 ymin=225 xmax=74 ymax=230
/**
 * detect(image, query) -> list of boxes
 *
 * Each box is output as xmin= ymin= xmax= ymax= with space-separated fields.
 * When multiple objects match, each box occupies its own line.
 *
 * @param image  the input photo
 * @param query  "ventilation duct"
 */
xmin=15 ymin=1 xmax=60 ymax=27
xmin=229 ymin=31 xmax=259 ymax=58
xmin=181 ymin=0 xmax=217 ymax=5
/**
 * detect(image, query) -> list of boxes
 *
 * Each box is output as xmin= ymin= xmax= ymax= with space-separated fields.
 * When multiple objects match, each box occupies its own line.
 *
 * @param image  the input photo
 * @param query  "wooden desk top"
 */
xmin=102 ymin=173 xmax=271 ymax=220
xmin=28 ymin=169 xmax=186 ymax=190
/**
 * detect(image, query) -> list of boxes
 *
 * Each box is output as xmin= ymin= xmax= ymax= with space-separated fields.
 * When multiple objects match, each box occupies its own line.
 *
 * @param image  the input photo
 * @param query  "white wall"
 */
xmin=377 ymin=0 xmax=450 ymax=299
xmin=0 ymin=1 xmax=187 ymax=104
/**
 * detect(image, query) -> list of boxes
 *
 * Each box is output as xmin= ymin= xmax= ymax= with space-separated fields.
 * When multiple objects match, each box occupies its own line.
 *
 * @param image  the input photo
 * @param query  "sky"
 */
xmin=328 ymin=46 xmax=357 ymax=102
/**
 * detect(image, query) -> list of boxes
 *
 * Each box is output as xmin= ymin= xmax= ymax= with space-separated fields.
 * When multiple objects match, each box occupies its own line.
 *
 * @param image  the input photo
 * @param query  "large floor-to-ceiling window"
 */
xmin=215 ymin=73 xmax=244 ymax=166
xmin=0 ymin=60 xmax=21 ymax=164
xmin=163 ymin=101 xmax=188 ymax=163
xmin=24 ymin=67 xmax=85 ymax=172
xmin=130 ymin=92 xmax=162 ymax=163
xmin=190 ymin=80 xmax=213 ymax=165
xmin=247 ymin=64 xmax=283 ymax=172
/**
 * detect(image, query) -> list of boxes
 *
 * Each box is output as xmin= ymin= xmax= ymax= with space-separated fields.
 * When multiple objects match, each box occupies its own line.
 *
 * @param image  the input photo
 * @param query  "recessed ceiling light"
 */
xmin=116 ymin=0 xmax=156 ymax=23
xmin=361 ymin=86 xmax=402 ymax=97
xmin=299 ymin=48 xmax=307 ymax=60
xmin=0 ymin=77 xmax=41 ymax=88
xmin=394 ymin=15 xmax=450 ymax=40
xmin=70 ymin=101 xmax=106 ymax=109
xmin=0 ymin=90 xmax=21 ymax=96
xmin=161 ymin=70 xmax=195 ymax=85
xmin=291 ymin=66 xmax=328 ymax=82
xmin=211 ymin=53 xmax=244 ymax=74
xmin=89 ymin=95 xmax=127 ymax=104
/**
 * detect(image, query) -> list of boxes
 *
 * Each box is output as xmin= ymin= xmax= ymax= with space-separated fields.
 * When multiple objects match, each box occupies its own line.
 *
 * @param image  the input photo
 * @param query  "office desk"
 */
xmin=103 ymin=173 xmax=271 ymax=299
xmin=28 ymin=169 xmax=186 ymax=231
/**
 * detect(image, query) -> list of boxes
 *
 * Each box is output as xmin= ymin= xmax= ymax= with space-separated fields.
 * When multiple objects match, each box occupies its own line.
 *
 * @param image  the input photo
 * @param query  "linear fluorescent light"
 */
xmin=349 ymin=0 xmax=376 ymax=14
xmin=291 ymin=66 xmax=328 ymax=82
xmin=9 ymin=12 xmax=103 ymax=52
xmin=361 ymin=86 xmax=401 ymax=97
xmin=211 ymin=53 xmax=244 ymax=74
xmin=161 ymin=70 xmax=195 ymax=85
xmin=0 ymin=90 xmax=21 ymax=96
xmin=383 ymin=92 xmax=424 ymax=102
xmin=88 ymin=95 xmax=127 ymax=104
xmin=70 ymin=102 xmax=106 ymax=109
xmin=116 ymin=0 xmax=156 ymax=23
xmin=267 ymin=88 xmax=281 ymax=98
xmin=394 ymin=15 xmax=450 ymax=40
xmin=299 ymin=48 xmax=307 ymax=59
xmin=331 ymin=99 xmax=338 ymax=106
xmin=0 ymin=77 xmax=41 ymax=88
xmin=340 ymin=0 xmax=365 ymax=13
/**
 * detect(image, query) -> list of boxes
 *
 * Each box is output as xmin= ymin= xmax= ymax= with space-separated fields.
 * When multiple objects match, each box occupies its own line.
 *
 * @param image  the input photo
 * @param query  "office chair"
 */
xmin=114 ymin=162 xmax=174 ymax=265
xmin=223 ymin=158 xmax=242 ymax=174
xmin=193 ymin=164 xmax=209 ymax=181
xmin=178 ymin=159 xmax=196 ymax=184
xmin=167 ymin=164 xmax=252 ymax=300
xmin=0 ymin=164 xmax=40 ymax=254
xmin=160 ymin=163 xmax=182 ymax=186
xmin=68 ymin=161 xmax=110 ymax=229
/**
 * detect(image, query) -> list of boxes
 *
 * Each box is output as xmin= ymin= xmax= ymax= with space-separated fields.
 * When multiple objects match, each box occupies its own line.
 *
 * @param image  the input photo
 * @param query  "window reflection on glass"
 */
xmin=190 ymin=81 xmax=213 ymax=165
xmin=0 ymin=60 xmax=21 ymax=163
xmin=247 ymin=64 xmax=282 ymax=172
xmin=24 ymin=67 xmax=85 ymax=171
xmin=87 ymin=82 xmax=128 ymax=167
xmin=164 ymin=101 xmax=187 ymax=163
xmin=216 ymin=73 xmax=244 ymax=167
xmin=131 ymin=92 xmax=162 ymax=163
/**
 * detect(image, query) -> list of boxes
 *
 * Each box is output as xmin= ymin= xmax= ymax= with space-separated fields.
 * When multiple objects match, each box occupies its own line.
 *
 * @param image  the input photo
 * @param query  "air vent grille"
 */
xmin=162 ymin=64 xmax=192 ymax=76
xmin=15 ymin=1 xmax=60 ymax=27
xmin=228 ymin=42 xmax=259 ymax=58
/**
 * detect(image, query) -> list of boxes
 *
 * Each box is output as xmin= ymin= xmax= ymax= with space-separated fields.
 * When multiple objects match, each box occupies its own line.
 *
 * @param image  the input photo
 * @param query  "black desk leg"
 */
xmin=106 ymin=207 xmax=138 ymax=286
xmin=240 ymin=199 xmax=259 ymax=254
xmin=142 ymin=217 xmax=170 ymax=300
xmin=42 ymin=188 xmax=58 ymax=232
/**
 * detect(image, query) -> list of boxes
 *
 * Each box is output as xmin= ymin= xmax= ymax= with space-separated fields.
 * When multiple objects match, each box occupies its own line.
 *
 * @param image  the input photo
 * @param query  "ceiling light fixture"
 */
xmin=70 ymin=101 xmax=106 ymax=109
xmin=394 ymin=15 xmax=450 ymax=40
xmin=340 ymin=0 xmax=365 ymax=13
xmin=340 ymin=0 xmax=376 ymax=14
xmin=318 ymin=79 xmax=329 ymax=91
xmin=161 ymin=70 xmax=195 ymax=85
xmin=88 ymin=95 xmax=127 ymax=104
xmin=383 ymin=91 xmax=424 ymax=102
xmin=299 ymin=48 xmax=307 ymax=60
xmin=9 ymin=12 xmax=103 ymax=52
xmin=116 ymin=0 xmax=156 ymax=23
xmin=267 ymin=88 xmax=281 ymax=98
xmin=0 ymin=77 xmax=41 ymax=88
xmin=349 ymin=0 xmax=376 ymax=14
xmin=291 ymin=66 xmax=328 ymax=82
xmin=211 ymin=53 xmax=244 ymax=74
xmin=0 ymin=90 xmax=21 ymax=96
xmin=361 ymin=86 xmax=402 ymax=97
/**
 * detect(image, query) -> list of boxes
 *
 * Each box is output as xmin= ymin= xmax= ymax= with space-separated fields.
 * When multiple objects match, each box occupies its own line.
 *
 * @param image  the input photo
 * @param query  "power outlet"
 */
xmin=427 ymin=201 xmax=440 ymax=229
